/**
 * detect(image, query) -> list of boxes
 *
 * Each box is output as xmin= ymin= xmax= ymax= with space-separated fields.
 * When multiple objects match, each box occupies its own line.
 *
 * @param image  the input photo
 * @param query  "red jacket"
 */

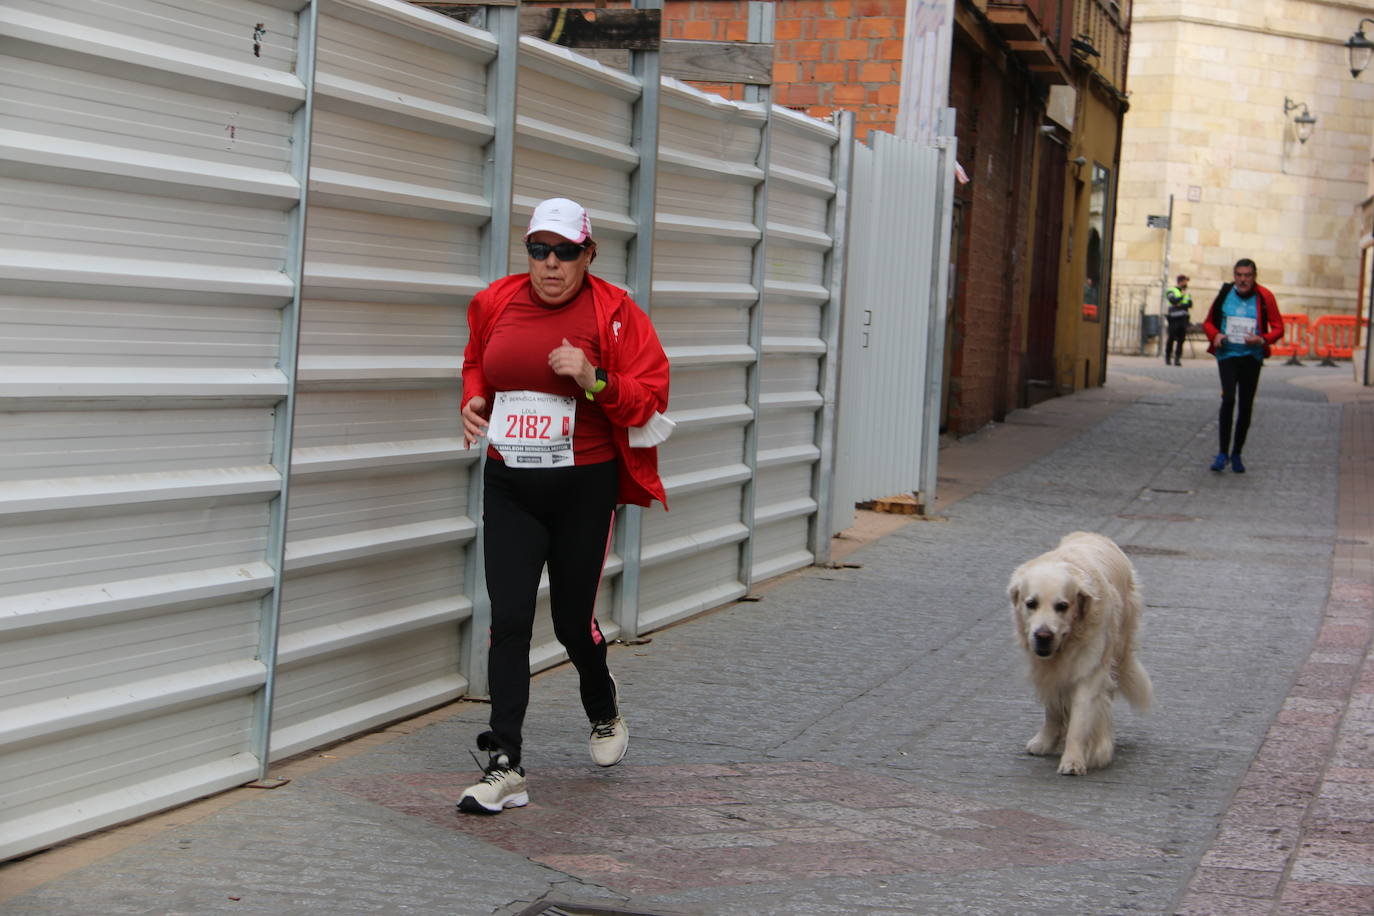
xmin=462 ymin=273 xmax=670 ymax=508
xmin=1203 ymin=282 xmax=1283 ymax=357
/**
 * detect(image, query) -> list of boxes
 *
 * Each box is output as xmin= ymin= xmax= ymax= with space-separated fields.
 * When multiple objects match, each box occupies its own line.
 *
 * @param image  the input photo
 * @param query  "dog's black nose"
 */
xmin=1033 ymin=630 xmax=1054 ymax=657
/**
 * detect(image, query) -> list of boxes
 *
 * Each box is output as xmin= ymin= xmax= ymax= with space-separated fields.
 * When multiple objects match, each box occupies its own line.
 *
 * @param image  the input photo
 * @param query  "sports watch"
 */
xmin=584 ymin=367 xmax=608 ymax=399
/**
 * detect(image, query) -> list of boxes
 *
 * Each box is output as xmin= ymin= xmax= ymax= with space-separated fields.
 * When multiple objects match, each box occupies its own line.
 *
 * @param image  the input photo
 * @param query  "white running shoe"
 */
xmin=588 ymin=675 xmax=629 ymax=767
xmin=457 ymin=753 xmax=528 ymax=814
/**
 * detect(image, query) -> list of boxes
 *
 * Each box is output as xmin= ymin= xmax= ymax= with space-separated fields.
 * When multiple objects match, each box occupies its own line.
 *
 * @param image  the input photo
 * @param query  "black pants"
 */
xmin=482 ymin=458 xmax=619 ymax=767
xmin=1165 ymin=323 xmax=1188 ymax=363
xmin=1217 ymin=356 xmax=1262 ymax=456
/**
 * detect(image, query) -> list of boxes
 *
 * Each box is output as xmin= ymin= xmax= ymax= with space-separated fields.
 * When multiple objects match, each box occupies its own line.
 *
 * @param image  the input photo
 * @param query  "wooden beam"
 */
xmin=519 ymin=8 xmax=661 ymax=50
xmin=1007 ymin=39 xmax=1051 ymax=56
xmin=661 ymin=38 xmax=772 ymax=85
xmin=552 ymin=40 xmax=773 ymax=85
xmin=1027 ymin=61 xmax=1070 ymax=85
xmin=984 ymin=4 xmax=1042 ymax=42
xmin=953 ymin=3 xmax=1000 ymax=60
xmin=1006 ymin=39 xmax=1070 ymax=85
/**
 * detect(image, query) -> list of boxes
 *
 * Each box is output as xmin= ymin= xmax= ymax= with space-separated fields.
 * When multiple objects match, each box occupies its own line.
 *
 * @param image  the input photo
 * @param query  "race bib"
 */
xmin=488 ymin=390 xmax=577 ymax=468
xmin=1225 ymin=315 xmax=1256 ymax=345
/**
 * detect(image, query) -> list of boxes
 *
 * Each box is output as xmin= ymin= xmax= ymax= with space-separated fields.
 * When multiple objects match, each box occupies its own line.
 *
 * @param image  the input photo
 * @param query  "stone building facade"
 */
xmin=1114 ymin=0 xmax=1374 ymax=330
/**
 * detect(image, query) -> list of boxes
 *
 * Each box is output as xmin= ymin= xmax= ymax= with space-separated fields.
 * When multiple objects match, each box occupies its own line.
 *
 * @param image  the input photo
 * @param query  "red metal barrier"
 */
xmin=1271 ymin=314 xmax=1311 ymax=357
xmin=1310 ymin=315 xmax=1368 ymax=360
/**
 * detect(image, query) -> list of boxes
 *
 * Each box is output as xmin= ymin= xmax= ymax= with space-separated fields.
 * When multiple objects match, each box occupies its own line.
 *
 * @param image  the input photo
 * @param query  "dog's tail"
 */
xmin=1119 ymin=655 xmax=1153 ymax=712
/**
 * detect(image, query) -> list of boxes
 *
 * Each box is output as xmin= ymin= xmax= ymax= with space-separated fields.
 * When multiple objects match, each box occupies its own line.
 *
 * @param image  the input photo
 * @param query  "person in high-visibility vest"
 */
xmin=1164 ymin=274 xmax=1192 ymax=366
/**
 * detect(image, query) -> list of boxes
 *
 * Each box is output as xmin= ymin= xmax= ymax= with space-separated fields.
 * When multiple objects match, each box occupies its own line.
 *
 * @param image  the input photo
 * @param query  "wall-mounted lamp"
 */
xmin=1347 ymin=18 xmax=1374 ymax=78
xmin=1284 ymin=97 xmax=1317 ymax=144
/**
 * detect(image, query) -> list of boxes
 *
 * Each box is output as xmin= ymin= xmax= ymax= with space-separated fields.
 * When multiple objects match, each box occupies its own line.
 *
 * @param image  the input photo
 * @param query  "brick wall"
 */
xmin=766 ymin=0 xmax=905 ymax=135
xmin=945 ymin=33 xmax=1035 ymax=436
xmin=655 ymin=0 xmax=906 ymax=132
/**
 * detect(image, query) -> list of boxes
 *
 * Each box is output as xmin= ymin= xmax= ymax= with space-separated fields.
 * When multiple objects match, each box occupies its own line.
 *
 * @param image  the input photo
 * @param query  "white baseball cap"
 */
xmin=525 ymin=198 xmax=592 ymax=243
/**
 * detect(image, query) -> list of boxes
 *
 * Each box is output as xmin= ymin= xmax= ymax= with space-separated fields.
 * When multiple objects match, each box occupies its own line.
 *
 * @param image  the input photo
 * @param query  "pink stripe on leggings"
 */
xmin=589 ymin=509 xmax=616 ymax=645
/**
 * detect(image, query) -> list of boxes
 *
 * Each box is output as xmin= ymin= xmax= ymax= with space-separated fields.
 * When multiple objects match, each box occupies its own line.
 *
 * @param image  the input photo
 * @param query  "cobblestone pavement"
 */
xmin=2 ymin=354 xmax=1371 ymax=916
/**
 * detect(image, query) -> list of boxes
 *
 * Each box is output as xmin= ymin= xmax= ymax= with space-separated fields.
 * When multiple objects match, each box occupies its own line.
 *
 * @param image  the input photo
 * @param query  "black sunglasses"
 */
xmin=526 ymin=241 xmax=587 ymax=261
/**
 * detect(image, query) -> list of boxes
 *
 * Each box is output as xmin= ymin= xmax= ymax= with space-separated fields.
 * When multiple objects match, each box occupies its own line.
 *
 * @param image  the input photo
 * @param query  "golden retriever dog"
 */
xmin=1007 ymin=531 xmax=1153 ymax=775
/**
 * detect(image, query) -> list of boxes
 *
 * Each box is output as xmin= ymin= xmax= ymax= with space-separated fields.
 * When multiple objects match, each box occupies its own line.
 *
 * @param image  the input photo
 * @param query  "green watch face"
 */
xmin=595 ymin=367 xmax=608 ymax=384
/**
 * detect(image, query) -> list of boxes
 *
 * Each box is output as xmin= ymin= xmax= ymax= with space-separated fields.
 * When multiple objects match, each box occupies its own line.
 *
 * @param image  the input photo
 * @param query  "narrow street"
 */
xmin=3 ymin=354 xmax=1371 ymax=915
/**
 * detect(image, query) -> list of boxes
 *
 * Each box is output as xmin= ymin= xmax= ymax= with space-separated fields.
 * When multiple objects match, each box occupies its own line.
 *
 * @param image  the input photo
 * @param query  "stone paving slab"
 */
xmin=326 ymin=762 xmax=1156 ymax=895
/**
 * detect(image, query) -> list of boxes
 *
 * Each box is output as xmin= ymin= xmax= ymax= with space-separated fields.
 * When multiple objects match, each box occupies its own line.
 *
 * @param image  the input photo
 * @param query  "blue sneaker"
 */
xmin=1230 ymin=454 xmax=1245 ymax=473
xmin=1210 ymin=452 xmax=1228 ymax=472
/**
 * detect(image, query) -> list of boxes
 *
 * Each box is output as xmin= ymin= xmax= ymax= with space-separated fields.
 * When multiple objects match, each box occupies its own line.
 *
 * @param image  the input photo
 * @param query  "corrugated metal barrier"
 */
xmin=1 ymin=0 xmax=311 ymax=859
xmin=832 ymin=124 xmax=956 ymax=526
xmin=0 ymin=0 xmax=949 ymax=861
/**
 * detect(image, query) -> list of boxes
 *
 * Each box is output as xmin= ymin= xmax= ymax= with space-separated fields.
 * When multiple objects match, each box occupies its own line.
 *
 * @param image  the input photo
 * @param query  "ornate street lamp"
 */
xmin=1346 ymin=18 xmax=1374 ymax=78
xmin=1284 ymin=97 xmax=1318 ymax=144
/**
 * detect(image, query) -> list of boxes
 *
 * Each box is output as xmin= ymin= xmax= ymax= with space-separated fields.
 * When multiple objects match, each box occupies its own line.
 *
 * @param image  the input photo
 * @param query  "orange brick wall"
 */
xmin=662 ymin=0 xmax=752 ymax=101
xmin=663 ymin=0 xmax=907 ymax=133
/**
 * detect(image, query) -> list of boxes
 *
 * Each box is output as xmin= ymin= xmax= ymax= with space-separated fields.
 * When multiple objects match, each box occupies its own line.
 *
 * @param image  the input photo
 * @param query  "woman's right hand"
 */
xmin=462 ymin=396 xmax=489 ymax=448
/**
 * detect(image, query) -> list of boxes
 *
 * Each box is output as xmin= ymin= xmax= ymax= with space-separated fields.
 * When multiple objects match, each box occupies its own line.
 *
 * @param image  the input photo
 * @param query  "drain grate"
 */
xmin=515 ymin=903 xmax=689 ymax=916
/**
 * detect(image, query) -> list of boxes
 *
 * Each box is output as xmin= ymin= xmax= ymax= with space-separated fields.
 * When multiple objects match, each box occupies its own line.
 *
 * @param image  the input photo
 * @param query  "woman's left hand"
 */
xmin=549 ymin=338 xmax=596 ymax=390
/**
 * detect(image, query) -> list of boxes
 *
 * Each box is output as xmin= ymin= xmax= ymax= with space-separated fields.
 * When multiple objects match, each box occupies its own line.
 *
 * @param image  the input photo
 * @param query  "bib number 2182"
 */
xmin=488 ymin=390 xmax=577 ymax=467
xmin=505 ymin=413 xmax=570 ymax=441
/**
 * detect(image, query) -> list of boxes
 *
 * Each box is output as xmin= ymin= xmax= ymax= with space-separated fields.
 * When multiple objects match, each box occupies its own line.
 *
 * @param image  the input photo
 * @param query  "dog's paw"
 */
xmin=1057 ymin=755 xmax=1087 ymax=776
xmin=1026 ymin=732 xmax=1060 ymax=756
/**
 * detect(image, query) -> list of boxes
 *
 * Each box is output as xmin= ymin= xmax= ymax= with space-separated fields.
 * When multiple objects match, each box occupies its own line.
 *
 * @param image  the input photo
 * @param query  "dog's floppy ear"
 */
xmin=1007 ymin=574 xmax=1022 ymax=609
xmin=1071 ymin=566 xmax=1101 ymax=617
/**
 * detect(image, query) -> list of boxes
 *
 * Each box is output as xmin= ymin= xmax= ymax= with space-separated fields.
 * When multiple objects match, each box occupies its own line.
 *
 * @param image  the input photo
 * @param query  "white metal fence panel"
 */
xmin=754 ymin=108 xmax=841 ymax=579
xmin=640 ymin=81 xmax=768 ymax=632
xmin=268 ymin=0 xmax=496 ymax=759
xmin=0 ymin=0 xmax=306 ymax=860
xmin=834 ymin=129 xmax=951 ymax=516
xmin=832 ymin=140 xmax=872 ymax=529
xmin=0 ymin=8 xmax=860 ymax=860
xmin=510 ymin=36 xmax=640 ymax=294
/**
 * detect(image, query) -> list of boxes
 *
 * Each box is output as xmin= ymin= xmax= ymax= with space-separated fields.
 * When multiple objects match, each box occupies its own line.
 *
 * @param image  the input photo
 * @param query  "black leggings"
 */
xmin=1216 ymin=356 xmax=1262 ymax=456
xmin=482 ymin=458 xmax=619 ymax=767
